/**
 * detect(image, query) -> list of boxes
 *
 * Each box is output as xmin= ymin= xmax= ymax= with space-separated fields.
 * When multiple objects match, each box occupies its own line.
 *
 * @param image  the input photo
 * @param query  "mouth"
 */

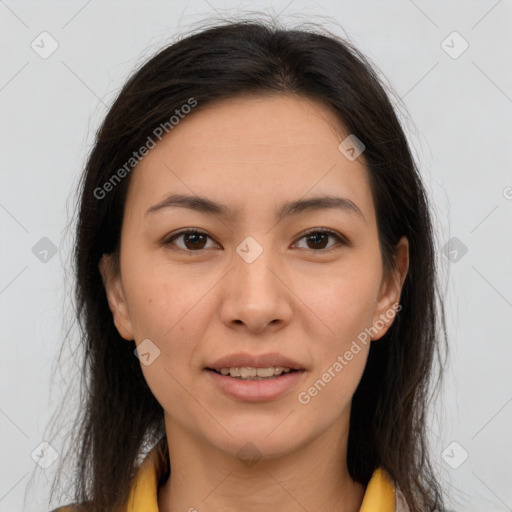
xmin=204 ymin=353 xmax=306 ymax=401
xmin=206 ymin=366 xmax=300 ymax=381
xmin=205 ymin=366 xmax=305 ymax=402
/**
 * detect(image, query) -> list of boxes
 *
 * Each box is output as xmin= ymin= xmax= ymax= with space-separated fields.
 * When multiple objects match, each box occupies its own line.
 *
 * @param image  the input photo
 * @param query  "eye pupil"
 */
xmin=184 ymin=233 xmax=207 ymax=250
xmin=307 ymin=233 xmax=328 ymax=249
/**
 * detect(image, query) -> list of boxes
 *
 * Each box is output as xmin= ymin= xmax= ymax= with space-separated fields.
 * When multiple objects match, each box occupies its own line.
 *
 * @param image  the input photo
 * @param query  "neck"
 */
xmin=157 ymin=414 xmax=366 ymax=512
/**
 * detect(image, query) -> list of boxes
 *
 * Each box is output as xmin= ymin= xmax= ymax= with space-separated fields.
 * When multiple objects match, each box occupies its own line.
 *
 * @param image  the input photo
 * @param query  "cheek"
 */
xmin=297 ymin=274 xmax=375 ymax=413
xmin=122 ymin=256 xmax=208 ymax=340
xmin=296 ymin=252 xmax=380 ymax=406
xmin=121 ymin=259 xmax=218 ymax=383
xmin=123 ymin=268 xmax=209 ymax=410
xmin=297 ymin=343 xmax=369 ymax=420
xmin=308 ymin=257 xmax=382 ymax=343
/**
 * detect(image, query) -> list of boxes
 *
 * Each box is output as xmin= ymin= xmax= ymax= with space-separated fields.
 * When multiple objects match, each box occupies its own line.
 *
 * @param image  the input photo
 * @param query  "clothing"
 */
xmin=53 ymin=437 xmax=406 ymax=511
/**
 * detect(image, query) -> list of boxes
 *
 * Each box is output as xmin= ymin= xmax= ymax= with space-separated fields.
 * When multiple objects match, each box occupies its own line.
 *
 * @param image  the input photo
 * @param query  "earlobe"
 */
xmin=371 ymin=236 xmax=409 ymax=341
xmin=98 ymin=254 xmax=134 ymax=341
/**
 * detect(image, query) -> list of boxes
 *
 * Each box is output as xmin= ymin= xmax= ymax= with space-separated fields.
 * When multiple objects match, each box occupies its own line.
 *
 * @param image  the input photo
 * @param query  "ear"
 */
xmin=98 ymin=254 xmax=134 ymax=341
xmin=371 ymin=236 xmax=409 ymax=341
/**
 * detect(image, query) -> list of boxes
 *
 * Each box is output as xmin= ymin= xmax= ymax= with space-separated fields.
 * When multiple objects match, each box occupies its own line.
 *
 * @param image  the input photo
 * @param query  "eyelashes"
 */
xmin=162 ymin=228 xmax=349 ymax=254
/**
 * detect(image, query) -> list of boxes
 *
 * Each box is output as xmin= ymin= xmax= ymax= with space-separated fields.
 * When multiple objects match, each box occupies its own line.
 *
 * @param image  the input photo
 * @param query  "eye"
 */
xmin=293 ymin=228 xmax=348 ymax=252
xmin=162 ymin=229 xmax=218 ymax=252
xmin=162 ymin=228 xmax=348 ymax=253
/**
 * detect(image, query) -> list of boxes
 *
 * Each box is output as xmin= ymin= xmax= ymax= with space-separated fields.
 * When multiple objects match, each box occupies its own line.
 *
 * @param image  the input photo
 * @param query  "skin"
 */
xmin=99 ymin=94 xmax=409 ymax=512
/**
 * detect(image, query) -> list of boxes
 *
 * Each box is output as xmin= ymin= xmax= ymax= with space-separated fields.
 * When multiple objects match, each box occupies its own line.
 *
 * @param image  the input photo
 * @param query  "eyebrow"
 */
xmin=145 ymin=193 xmax=365 ymax=223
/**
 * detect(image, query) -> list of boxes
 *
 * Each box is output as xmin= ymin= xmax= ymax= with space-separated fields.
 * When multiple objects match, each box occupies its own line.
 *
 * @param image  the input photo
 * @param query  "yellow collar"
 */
xmin=127 ymin=438 xmax=396 ymax=511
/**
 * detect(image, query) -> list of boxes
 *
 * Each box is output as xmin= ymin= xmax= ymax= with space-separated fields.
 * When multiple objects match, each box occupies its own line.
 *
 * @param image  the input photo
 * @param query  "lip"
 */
xmin=206 ymin=368 xmax=306 ymax=402
xmin=207 ymin=352 xmax=305 ymax=371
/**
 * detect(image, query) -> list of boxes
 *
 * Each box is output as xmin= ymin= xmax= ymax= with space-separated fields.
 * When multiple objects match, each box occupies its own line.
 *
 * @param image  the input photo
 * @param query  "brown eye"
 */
xmin=305 ymin=232 xmax=329 ymax=250
xmin=163 ymin=228 xmax=348 ymax=254
xmin=294 ymin=229 xmax=347 ymax=252
xmin=164 ymin=229 xmax=217 ymax=251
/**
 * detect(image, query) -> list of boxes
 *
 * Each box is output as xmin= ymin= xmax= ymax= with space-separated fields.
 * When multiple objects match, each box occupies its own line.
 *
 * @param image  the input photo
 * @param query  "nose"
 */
xmin=218 ymin=245 xmax=293 ymax=334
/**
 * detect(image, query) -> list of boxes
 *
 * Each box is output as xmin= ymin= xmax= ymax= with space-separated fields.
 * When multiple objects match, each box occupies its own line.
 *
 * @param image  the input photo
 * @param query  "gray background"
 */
xmin=1 ymin=1 xmax=511 ymax=510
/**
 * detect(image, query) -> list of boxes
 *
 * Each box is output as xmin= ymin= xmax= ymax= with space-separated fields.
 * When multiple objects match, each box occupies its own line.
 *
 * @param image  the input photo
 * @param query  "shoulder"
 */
xmin=49 ymin=504 xmax=90 ymax=512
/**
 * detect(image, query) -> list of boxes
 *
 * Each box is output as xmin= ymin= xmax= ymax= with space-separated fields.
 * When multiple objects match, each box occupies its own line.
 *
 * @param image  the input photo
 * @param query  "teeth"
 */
xmin=216 ymin=366 xmax=294 ymax=379
xmin=240 ymin=367 xmax=257 ymax=378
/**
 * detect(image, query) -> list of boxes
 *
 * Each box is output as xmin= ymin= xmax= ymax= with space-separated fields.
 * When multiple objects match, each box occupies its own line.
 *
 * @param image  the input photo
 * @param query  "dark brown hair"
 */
xmin=45 ymin=16 xmax=447 ymax=512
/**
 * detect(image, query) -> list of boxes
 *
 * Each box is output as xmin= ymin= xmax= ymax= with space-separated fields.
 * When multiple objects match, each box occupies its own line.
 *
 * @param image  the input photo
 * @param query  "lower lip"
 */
xmin=205 ymin=369 xmax=305 ymax=402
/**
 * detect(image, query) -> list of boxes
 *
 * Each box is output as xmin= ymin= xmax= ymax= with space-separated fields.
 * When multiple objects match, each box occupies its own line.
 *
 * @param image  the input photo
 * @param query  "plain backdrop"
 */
xmin=1 ymin=1 xmax=511 ymax=511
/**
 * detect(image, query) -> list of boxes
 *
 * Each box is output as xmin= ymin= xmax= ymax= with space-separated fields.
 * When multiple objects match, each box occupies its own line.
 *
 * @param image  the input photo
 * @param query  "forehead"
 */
xmin=160 ymin=94 xmax=346 ymax=158
xmin=126 ymin=94 xmax=374 ymax=223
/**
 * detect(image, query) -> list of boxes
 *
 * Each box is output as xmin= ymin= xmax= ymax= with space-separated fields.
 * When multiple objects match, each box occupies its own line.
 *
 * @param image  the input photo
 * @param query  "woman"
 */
xmin=48 ymin=17 xmax=447 ymax=512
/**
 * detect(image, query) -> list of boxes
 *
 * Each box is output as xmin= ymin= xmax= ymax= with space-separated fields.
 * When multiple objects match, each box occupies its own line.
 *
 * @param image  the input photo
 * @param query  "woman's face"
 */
xmin=100 ymin=94 xmax=408 ymax=461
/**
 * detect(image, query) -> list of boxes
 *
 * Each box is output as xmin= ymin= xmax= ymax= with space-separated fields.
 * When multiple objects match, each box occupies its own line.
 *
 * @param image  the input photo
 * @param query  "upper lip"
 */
xmin=207 ymin=352 xmax=305 ymax=371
